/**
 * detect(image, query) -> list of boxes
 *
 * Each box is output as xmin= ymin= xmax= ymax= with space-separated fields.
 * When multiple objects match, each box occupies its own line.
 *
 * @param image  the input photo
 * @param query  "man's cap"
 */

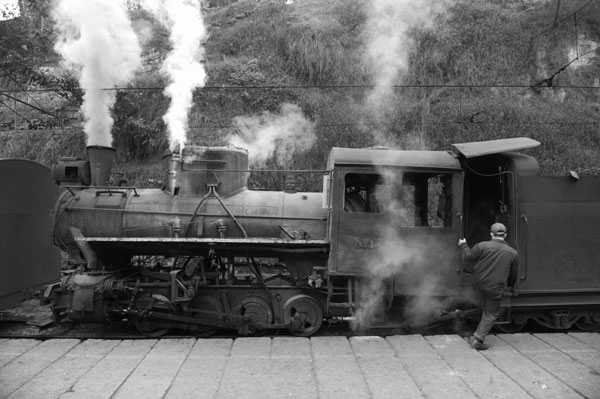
xmin=490 ymin=222 xmax=507 ymax=235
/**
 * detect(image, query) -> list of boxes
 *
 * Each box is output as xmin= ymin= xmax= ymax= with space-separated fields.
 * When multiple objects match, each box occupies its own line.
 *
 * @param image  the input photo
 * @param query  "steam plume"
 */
xmin=228 ymin=103 xmax=316 ymax=167
xmin=350 ymin=167 xmax=457 ymax=330
xmin=53 ymin=0 xmax=141 ymax=147
xmin=142 ymin=0 xmax=207 ymax=152
xmin=364 ymin=0 xmax=448 ymax=115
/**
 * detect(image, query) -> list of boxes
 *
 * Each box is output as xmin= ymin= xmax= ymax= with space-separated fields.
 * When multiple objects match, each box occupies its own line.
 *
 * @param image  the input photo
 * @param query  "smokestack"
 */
xmin=87 ymin=146 xmax=116 ymax=186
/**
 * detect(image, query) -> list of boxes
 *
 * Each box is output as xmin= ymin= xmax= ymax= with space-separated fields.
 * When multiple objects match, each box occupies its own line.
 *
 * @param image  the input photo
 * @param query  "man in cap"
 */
xmin=458 ymin=222 xmax=518 ymax=350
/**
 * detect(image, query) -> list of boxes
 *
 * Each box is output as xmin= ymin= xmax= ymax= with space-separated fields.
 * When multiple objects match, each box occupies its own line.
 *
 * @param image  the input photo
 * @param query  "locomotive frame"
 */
xmin=43 ymin=138 xmax=600 ymax=336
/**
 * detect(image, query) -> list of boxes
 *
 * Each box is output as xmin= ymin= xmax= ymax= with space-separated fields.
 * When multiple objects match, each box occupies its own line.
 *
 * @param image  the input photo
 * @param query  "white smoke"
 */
xmin=350 ymin=167 xmax=456 ymax=330
xmin=364 ymin=0 xmax=448 ymax=114
xmin=142 ymin=0 xmax=207 ymax=152
xmin=352 ymin=227 xmax=422 ymax=328
xmin=228 ymin=103 xmax=316 ymax=167
xmin=53 ymin=0 xmax=142 ymax=147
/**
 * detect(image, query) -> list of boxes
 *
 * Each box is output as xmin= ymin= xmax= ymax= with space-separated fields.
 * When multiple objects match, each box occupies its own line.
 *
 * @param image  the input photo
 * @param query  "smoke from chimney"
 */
xmin=228 ymin=103 xmax=316 ymax=168
xmin=363 ymin=0 xmax=450 ymax=132
xmin=142 ymin=0 xmax=207 ymax=153
xmin=53 ymin=0 xmax=142 ymax=147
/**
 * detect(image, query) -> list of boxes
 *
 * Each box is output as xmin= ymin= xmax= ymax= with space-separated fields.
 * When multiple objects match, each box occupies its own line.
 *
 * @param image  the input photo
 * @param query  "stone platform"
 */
xmin=1 ymin=333 xmax=599 ymax=399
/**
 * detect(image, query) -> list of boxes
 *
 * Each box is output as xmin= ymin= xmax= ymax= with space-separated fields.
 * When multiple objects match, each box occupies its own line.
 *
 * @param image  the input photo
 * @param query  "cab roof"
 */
xmin=327 ymin=138 xmax=541 ymax=171
xmin=327 ymin=147 xmax=461 ymax=170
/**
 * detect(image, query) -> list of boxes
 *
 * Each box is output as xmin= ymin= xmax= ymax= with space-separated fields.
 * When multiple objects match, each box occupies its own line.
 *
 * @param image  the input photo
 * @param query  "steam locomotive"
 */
xmin=43 ymin=137 xmax=600 ymax=336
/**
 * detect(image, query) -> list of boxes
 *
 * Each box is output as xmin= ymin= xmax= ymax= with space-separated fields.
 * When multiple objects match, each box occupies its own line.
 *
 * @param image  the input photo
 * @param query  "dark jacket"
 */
xmin=460 ymin=239 xmax=518 ymax=294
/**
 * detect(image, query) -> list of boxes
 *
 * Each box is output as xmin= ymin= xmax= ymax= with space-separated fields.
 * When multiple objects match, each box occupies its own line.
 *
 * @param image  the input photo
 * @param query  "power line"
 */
xmin=2 ymin=83 xmax=600 ymax=94
xmin=464 ymin=43 xmax=600 ymax=122
xmin=2 ymin=119 xmax=599 ymax=133
xmin=186 ymin=121 xmax=600 ymax=130
xmin=532 ymin=0 xmax=595 ymax=41
xmin=0 ymin=92 xmax=60 ymax=119
xmin=0 ymin=99 xmax=28 ymax=120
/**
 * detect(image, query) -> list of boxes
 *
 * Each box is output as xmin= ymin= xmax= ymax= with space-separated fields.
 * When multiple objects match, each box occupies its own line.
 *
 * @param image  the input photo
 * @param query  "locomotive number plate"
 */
xmin=353 ymin=237 xmax=379 ymax=249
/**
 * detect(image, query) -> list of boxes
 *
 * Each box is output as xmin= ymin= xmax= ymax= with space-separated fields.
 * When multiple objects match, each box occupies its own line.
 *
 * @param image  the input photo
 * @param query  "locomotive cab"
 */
xmin=326 ymin=147 xmax=465 ymax=320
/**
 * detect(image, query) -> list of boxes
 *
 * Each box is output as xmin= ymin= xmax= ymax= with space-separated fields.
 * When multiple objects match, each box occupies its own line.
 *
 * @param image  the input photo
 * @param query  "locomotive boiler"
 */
xmin=43 ymin=138 xmax=600 ymax=336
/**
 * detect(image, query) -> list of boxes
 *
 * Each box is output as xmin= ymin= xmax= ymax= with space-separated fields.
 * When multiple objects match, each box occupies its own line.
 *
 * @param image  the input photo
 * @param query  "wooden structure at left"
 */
xmin=0 ymin=159 xmax=59 ymax=306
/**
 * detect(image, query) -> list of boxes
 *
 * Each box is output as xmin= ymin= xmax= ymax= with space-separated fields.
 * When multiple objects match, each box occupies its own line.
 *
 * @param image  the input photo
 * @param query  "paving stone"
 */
xmin=214 ymin=337 xmax=273 ymax=398
xmin=500 ymin=333 xmax=600 ymax=399
xmin=311 ymin=336 xmax=355 ymax=357
xmin=311 ymin=336 xmax=371 ymax=399
xmin=0 ymin=339 xmax=79 ymax=398
xmin=268 ymin=354 xmax=317 ymax=399
xmin=111 ymin=339 xmax=195 ymax=399
xmin=481 ymin=336 xmax=584 ymax=399
xmin=7 ymin=339 xmax=119 ymax=399
xmin=570 ymin=332 xmax=600 ymax=351
xmin=58 ymin=339 xmax=156 ymax=399
xmin=186 ymin=338 xmax=233 ymax=358
xmin=387 ymin=335 xmax=478 ymax=399
xmin=350 ymin=336 xmax=424 ymax=399
xmin=215 ymin=353 xmax=271 ymax=398
xmin=0 ymin=339 xmax=40 ymax=369
xmin=350 ymin=336 xmax=395 ymax=358
xmin=266 ymin=337 xmax=317 ymax=398
xmin=536 ymin=333 xmax=600 ymax=373
xmin=230 ymin=337 xmax=271 ymax=357
xmin=426 ymin=335 xmax=533 ymax=399
xmin=165 ymin=339 xmax=232 ymax=399
xmin=2 ymin=333 xmax=598 ymax=399
xmin=271 ymin=336 xmax=311 ymax=358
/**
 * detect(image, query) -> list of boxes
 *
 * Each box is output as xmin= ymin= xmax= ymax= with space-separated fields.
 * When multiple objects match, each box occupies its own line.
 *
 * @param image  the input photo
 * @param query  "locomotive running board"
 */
xmin=76 ymin=237 xmax=330 ymax=253
xmin=77 ymin=237 xmax=328 ymax=245
xmin=451 ymin=137 xmax=540 ymax=158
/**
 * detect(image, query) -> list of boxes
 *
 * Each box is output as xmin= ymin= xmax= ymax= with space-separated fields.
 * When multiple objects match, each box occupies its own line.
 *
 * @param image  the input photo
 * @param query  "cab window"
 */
xmin=344 ymin=171 xmax=453 ymax=227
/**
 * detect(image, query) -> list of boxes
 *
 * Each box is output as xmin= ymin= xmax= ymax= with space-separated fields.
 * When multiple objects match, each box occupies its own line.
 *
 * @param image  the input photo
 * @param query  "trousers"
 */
xmin=473 ymin=286 xmax=502 ymax=342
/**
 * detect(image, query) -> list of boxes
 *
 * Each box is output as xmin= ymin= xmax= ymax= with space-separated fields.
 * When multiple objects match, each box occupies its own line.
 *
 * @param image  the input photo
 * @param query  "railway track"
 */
xmin=2 ymin=299 xmax=598 ymax=340
xmin=3 ymin=315 xmax=596 ymax=340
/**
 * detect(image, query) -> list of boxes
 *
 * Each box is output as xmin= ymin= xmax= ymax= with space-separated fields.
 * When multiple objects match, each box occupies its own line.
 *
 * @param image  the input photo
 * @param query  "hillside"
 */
xmin=1 ymin=0 xmax=599 ymax=185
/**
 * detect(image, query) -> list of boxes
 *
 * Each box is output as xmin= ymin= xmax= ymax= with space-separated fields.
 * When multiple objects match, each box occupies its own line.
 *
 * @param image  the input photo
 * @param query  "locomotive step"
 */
xmin=328 ymin=302 xmax=354 ymax=308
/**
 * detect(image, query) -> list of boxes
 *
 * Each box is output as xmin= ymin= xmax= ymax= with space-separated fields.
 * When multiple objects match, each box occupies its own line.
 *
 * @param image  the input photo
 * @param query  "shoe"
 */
xmin=466 ymin=336 xmax=489 ymax=350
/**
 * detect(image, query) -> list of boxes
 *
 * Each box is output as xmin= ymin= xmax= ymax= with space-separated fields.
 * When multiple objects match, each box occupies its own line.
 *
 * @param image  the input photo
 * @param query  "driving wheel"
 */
xmin=231 ymin=295 xmax=273 ymax=335
xmin=187 ymin=295 xmax=223 ymax=337
xmin=283 ymin=294 xmax=323 ymax=337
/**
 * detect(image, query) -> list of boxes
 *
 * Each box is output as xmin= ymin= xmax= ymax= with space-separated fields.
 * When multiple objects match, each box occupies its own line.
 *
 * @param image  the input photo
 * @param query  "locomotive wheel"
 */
xmin=494 ymin=312 xmax=527 ymax=333
xmin=134 ymin=317 xmax=172 ymax=338
xmin=188 ymin=295 xmax=223 ymax=337
xmin=494 ymin=322 xmax=525 ymax=333
xmin=231 ymin=295 xmax=273 ymax=335
xmin=574 ymin=319 xmax=600 ymax=331
xmin=133 ymin=295 xmax=174 ymax=338
xmin=283 ymin=294 xmax=323 ymax=337
xmin=575 ymin=310 xmax=600 ymax=331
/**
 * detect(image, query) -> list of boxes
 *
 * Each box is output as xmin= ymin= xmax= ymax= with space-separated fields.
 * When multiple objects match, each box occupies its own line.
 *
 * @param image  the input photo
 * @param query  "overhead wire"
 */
xmin=2 ymin=1 xmax=598 ymax=128
xmin=462 ymin=0 xmax=600 ymax=123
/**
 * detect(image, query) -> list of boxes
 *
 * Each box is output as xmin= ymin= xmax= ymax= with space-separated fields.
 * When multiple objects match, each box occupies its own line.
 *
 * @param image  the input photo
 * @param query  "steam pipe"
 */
xmin=69 ymin=226 xmax=98 ymax=269
xmin=211 ymin=188 xmax=248 ymax=238
xmin=184 ymin=190 xmax=213 ymax=237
